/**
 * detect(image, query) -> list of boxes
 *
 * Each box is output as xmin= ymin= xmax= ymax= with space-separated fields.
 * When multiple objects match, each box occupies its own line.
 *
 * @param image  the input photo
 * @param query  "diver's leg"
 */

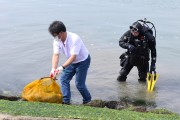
xmin=117 ymin=60 xmax=133 ymax=82
xmin=137 ymin=61 xmax=149 ymax=82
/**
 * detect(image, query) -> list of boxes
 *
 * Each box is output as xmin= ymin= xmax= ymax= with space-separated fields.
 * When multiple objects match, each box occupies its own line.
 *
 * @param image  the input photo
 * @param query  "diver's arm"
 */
xmin=119 ymin=30 xmax=131 ymax=49
xmin=148 ymin=33 xmax=157 ymax=63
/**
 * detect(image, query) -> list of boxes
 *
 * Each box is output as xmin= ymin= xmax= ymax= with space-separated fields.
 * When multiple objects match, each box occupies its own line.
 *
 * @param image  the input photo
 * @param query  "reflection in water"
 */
xmin=117 ymin=82 xmax=157 ymax=107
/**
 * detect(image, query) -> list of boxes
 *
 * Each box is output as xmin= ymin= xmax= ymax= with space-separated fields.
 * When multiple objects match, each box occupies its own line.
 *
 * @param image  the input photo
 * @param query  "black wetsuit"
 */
xmin=117 ymin=29 xmax=156 ymax=81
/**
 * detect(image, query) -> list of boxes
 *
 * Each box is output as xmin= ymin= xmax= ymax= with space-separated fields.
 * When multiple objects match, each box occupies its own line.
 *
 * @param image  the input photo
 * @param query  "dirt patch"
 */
xmin=84 ymin=99 xmax=156 ymax=112
xmin=0 ymin=95 xmax=21 ymax=101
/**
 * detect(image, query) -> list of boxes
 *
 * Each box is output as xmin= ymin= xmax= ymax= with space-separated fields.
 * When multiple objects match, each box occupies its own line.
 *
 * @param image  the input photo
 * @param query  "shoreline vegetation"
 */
xmin=0 ymin=95 xmax=180 ymax=120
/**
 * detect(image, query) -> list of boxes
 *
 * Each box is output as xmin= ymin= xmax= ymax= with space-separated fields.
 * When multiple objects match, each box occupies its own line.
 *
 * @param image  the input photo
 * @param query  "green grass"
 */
xmin=0 ymin=100 xmax=180 ymax=120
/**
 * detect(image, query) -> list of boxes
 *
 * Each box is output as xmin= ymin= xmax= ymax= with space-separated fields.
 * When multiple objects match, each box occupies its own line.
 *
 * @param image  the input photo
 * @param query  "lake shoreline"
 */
xmin=0 ymin=98 xmax=179 ymax=120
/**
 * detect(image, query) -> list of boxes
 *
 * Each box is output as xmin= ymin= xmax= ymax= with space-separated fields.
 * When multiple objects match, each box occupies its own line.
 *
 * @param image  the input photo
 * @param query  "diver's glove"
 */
xmin=128 ymin=45 xmax=136 ymax=54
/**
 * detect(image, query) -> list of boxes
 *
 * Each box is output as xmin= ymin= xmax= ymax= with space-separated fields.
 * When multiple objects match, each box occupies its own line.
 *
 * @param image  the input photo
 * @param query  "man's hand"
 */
xmin=128 ymin=45 xmax=136 ymax=53
xmin=50 ymin=66 xmax=65 ymax=78
xmin=50 ymin=68 xmax=58 ymax=78
xmin=56 ymin=66 xmax=64 ymax=74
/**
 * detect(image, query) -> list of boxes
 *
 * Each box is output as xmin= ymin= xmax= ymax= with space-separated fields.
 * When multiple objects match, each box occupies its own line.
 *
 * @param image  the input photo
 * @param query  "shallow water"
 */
xmin=0 ymin=0 xmax=180 ymax=114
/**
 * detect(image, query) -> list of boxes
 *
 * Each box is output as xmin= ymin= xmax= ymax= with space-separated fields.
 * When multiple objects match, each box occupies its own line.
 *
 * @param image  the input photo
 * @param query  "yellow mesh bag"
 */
xmin=22 ymin=77 xmax=62 ymax=104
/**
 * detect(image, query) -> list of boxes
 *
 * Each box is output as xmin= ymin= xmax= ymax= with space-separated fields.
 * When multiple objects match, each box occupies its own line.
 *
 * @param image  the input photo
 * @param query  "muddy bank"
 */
xmin=0 ymin=95 xmax=21 ymax=101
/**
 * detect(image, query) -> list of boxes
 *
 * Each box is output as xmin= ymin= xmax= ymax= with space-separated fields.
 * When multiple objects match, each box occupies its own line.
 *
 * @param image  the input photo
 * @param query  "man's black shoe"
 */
xmin=83 ymin=101 xmax=91 ymax=104
xmin=62 ymin=102 xmax=71 ymax=105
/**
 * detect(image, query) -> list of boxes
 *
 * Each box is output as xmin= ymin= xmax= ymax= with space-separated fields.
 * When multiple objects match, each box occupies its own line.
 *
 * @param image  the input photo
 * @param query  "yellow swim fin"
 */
xmin=150 ymin=73 xmax=159 ymax=91
xmin=147 ymin=70 xmax=159 ymax=92
xmin=147 ymin=72 xmax=153 ymax=91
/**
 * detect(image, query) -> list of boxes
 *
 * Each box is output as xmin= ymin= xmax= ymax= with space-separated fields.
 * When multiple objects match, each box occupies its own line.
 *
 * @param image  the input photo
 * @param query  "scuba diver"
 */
xmin=117 ymin=19 xmax=157 ymax=82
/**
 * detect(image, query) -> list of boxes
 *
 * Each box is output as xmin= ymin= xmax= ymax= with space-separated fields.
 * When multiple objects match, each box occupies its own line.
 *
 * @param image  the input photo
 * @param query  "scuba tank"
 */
xmin=137 ymin=18 xmax=156 ymax=39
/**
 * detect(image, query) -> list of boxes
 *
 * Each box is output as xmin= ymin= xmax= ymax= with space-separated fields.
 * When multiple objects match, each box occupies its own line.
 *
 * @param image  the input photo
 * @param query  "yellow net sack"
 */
xmin=22 ymin=77 xmax=62 ymax=104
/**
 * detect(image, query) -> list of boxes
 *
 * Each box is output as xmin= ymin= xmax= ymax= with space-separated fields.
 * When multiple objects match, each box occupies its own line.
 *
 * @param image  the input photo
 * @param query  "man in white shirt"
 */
xmin=48 ymin=21 xmax=91 ymax=104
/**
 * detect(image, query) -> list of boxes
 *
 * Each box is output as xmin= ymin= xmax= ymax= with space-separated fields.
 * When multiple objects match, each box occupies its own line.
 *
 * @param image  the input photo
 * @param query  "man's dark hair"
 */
xmin=48 ymin=21 xmax=66 ymax=37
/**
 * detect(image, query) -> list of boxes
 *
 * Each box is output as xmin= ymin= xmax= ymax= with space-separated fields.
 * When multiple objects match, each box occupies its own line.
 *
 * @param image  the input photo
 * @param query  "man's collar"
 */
xmin=63 ymin=31 xmax=69 ymax=45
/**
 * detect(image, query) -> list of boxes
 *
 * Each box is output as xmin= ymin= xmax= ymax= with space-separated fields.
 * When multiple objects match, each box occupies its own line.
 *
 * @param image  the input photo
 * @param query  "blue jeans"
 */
xmin=60 ymin=55 xmax=91 ymax=103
